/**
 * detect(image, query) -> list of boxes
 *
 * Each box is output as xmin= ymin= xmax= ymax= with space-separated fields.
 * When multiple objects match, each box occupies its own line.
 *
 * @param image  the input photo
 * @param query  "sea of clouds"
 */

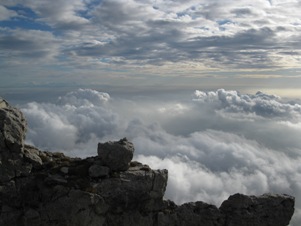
xmin=20 ymin=88 xmax=301 ymax=225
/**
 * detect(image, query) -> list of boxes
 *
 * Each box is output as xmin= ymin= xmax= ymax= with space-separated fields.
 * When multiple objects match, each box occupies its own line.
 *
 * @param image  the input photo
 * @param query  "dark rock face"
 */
xmin=0 ymin=98 xmax=295 ymax=226
xmin=220 ymin=193 xmax=295 ymax=226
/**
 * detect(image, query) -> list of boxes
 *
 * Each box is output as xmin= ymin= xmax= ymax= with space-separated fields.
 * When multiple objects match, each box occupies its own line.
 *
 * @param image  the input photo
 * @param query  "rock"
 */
xmin=220 ymin=193 xmax=295 ymax=226
xmin=176 ymin=201 xmax=225 ymax=226
xmin=0 ymin=98 xmax=296 ymax=226
xmin=23 ymin=145 xmax=43 ymax=166
xmin=97 ymin=138 xmax=134 ymax=171
xmin=60 ymin=166 xmax=69 ymax=174
xmin=95 ymin=168 xmax=168 ymax=212
xmin=0 ymin=98 xmax=27 ymax=153
xmin=89 ymin=164 xmax=110 ymax=178
xmin=0 ymin=99 xmax=28 ymax=182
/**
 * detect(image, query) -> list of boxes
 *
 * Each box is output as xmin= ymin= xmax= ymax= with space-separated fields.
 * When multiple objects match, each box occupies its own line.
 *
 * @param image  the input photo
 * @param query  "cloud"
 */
xmin=193 ymin=89 xmax=301 ymax=120
xmin=58 ymin=88 xmax=111 ymax=106
xmin=22 ymin=89 xmax=120 ymax=154
xmin=2 ymin=0 xmax=301 ymax=69
xmin=20 ymin=88 xmax=301 ymax=225
xmin=0 ymin=28 xmax=59 ymax=61
xmin=0 ymin=5 xmax=17 ymax=21
xmin=4 ymin=0 xmax=90 ymax=29
xmin=22 ymin=102 xmax=78 ymax=150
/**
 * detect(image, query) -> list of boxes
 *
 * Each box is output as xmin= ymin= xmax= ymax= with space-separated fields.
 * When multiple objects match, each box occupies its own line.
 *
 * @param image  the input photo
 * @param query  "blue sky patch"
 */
xmin=1 ymin=5 xmax=51 ymax=31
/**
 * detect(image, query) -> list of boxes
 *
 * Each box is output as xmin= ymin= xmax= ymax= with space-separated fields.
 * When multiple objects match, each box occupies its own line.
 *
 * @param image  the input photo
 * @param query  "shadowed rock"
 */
xmin=0 ymin=98 xmax=295 ymax=226
xmin=220 ymin=193 xmax=295 ymax=226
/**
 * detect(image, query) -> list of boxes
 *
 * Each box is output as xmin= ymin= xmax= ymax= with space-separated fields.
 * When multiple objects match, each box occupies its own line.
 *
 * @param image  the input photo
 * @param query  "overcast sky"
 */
xmin=1 ymin=0 xmax=301 ymax=97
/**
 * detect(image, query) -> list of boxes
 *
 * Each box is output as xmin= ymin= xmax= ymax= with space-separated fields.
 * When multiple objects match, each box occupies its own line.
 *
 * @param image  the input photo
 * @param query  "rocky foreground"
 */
xmin=0 ymin=98 xmax=295 ymax=226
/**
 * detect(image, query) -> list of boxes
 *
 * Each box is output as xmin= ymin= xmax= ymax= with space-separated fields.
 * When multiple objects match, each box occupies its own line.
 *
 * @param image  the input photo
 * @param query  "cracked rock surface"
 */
xmin=0 ymin=98 xmax=295 ymax=226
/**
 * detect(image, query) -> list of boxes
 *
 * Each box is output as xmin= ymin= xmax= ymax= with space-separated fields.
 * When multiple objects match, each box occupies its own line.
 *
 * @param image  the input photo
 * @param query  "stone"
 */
xmin=60 ymin=166 xmax=69 ymax=174
xmin=175 ymin=201 xmax=225 ymax=226
xmin=0 ymin=99 xmax=28 ymax=182
xmin=23 ymin=208 xmax=41 ymax=226
xmin=45 ymin=174 xmax=68 ymax=185
xmin=220 ymin=193 xmax=295 ymax=226
xmin=0 ymin=98 xmax=27 ymax=153
xmin=23 ymin=145 xmax=43 ymax=166
xmin=89 ymin=164 xmax=110 ymax=178
xmin=97 ymin=138 xmax=134 ymax=171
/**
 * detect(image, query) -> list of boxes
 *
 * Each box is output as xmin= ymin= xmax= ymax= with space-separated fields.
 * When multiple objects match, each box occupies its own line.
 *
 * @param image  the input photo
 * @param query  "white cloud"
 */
xmin=0 ymin=5 xmax=17 ymax=21
xmin=22 ymin=102 xmax=78 ymax=150
xmin=0 ymin=28 xmax=59 ymax=61
xmin=1 ymin=0 xmax=301 ymax=69
xmin=11 ymin=0 xmax=89 ymax=29
xmin=58 ymin=88 xmax=110 ymax=106
xmin=22 ymin=89 xmax=120 ymax=154
xmin=193 ymin=89 xmax=301 ymax=120
xmin=20 ymin=88 xmax=301 ymax=225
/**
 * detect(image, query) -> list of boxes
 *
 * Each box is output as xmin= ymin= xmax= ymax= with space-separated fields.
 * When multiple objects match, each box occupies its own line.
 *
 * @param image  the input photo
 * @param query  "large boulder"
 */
xmin=97 ymin=138 xmax=134 ymax=171
xmin=220 ymin=193 xmax=295 ymax=226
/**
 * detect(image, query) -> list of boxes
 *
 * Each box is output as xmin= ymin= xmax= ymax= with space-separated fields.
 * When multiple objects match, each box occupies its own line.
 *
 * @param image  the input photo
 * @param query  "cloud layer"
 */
xmin=1 ymin=0 xmax=301 ymax=70
xmin=20 ymin=88 xmax=301 ymax=225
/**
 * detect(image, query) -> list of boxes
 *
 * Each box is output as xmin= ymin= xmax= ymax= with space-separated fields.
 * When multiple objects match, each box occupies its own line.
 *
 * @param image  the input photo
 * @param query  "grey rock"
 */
xmin=38 ymin=189 xmax=106 ymax=226
xmin=0 ymin=99 xmax=27 ymax=153
xmin=0 ymin=99 xmax=28 ymax=182
xmin=23 ymin=208 xmax=41 ymax=226
xmin=97 ymin=138 xmax=134 ymax=171
xmin=89 ymin=164 xmax=110 ymax=178
xmin=220 ymin=193 xmax=295 ymax=226
xmin=60 ymin=166 xmax=69 ymax=174
xmin=23 ymin=145 xmax=43 ymax=166
xmin=176 ymin=201 xmax=225 ymax=226
xmin=45 ymin=174 xmax=68 ymax=185
xmin=95 ymin=168 xmax=168 ymax=212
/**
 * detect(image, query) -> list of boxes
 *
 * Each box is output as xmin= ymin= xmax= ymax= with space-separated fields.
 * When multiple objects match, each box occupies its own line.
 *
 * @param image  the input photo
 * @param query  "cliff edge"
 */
xmin=0 ymin=98 xmax=295 ymax=226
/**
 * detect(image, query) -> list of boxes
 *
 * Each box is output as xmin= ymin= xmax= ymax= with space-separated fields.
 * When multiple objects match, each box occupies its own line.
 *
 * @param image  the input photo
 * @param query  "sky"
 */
xmin=1 ymin=0 xmax=301 ymax=97
xmin=1 ymin=0 xmax=301 ymax=225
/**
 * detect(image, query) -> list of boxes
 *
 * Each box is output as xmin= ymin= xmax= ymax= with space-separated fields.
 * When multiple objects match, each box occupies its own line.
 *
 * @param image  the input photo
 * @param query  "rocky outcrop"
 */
xmin=220 ymin=193 xmax=295 ymax=226
xmin=0 ymin=98 xmax=295 ymax=226
xmin=97 ymin=138 xmax=134 ymax=171
xmin=0 ymin=98 xmax=28 ymax=182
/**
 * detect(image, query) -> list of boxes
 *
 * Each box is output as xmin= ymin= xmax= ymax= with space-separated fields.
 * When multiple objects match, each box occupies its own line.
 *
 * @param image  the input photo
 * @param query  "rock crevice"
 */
xmin=0 ymin=99 xmax=295 ymax=226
